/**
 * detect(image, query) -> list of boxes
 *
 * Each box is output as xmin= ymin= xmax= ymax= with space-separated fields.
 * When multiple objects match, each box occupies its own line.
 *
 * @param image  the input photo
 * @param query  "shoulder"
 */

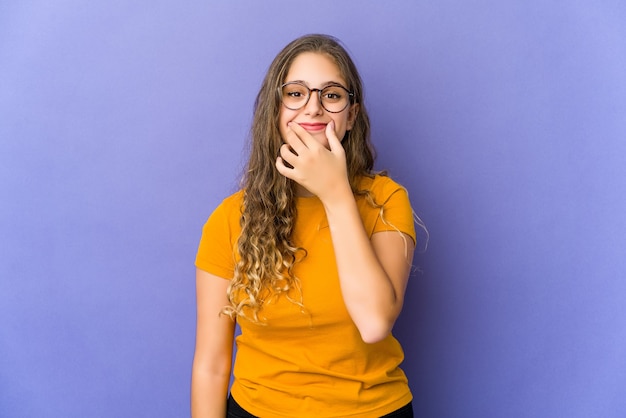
xmin=202 ymin=189 xmax=244 ymax=232
xmin=213 ymin=189 xmax=244 ymax=216
xmin=355 ymin=174 xmax=416 ymax=240
xmin=357 ymin=174 xmax=409 ymax=202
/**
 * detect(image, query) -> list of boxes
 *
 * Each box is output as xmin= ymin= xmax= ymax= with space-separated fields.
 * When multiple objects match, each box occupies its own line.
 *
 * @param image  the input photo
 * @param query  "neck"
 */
xmin=295 ymin=184 xmax=314 ymax=197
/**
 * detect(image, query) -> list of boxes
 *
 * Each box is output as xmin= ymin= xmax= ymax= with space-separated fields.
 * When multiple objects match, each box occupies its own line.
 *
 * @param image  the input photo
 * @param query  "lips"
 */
xmin=297 ymin=122 xmax=327 ymax=132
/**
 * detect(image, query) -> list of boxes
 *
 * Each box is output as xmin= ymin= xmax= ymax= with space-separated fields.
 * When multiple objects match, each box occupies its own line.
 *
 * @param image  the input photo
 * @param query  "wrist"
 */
xmin=319 ymin=179 xmax=354 ymax=210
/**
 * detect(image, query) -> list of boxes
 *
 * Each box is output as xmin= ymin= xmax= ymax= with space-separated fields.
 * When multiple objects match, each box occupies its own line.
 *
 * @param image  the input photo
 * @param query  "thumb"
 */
xmin=326 ymin=121 xmax=342 ymax=152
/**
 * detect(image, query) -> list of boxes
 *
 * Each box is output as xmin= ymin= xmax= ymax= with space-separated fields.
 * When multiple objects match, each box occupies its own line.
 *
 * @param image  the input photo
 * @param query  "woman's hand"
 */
xmin=275 ymin=121 xmax=351 ymax=202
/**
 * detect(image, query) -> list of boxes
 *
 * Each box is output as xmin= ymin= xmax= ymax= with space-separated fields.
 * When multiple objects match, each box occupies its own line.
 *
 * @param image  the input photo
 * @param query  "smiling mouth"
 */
xmin=297 ymin=123 xmax=327 ymax=132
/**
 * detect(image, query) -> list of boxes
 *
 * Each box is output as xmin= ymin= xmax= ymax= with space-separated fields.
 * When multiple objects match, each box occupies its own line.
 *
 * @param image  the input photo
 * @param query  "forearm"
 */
xmin=322 ymin=188 xmax=401 ymax=343
xmin=192 ymin=269 xmax=236 ymax=418
xmin=191 ymin=369 xmax=230 ymax=418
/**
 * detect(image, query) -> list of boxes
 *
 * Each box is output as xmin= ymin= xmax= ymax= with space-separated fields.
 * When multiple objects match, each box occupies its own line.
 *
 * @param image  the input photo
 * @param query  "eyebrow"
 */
xmin=288 ymin=79 xmax=348 ymax=88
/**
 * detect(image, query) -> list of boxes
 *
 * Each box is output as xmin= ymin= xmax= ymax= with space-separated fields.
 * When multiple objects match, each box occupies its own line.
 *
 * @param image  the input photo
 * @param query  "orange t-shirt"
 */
xmin=195 ymin=175 xmax=416 ymax=417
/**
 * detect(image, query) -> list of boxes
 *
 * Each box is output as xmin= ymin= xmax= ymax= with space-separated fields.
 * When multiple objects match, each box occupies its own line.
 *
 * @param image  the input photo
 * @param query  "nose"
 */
xmin=304 ymin=88 xmax=324 ymax=114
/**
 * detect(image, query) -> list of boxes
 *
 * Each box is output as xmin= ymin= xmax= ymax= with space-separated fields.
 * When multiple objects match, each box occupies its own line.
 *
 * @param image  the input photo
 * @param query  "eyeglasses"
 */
xmin=279 ymin=81 xmax=354 ymax=113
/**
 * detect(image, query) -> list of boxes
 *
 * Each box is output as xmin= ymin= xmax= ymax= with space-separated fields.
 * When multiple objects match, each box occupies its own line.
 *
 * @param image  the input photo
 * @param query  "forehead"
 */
xmin=285 ymin=52 xmax=346 ymax=86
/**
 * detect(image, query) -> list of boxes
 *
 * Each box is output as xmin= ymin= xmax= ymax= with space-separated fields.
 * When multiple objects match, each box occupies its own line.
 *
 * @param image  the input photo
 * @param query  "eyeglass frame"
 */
xmin=278 ymin=81 xmax=355 ymax=113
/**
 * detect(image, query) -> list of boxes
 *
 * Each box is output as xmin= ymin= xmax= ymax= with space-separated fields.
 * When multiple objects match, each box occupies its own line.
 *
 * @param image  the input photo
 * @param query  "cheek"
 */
xmin=346 ymin=105 xmax=358 ymax=131
xmin=278 ymin=109 xmax=292 ymax=138
xmin=332 ymin=116 xmax=350 ymax=137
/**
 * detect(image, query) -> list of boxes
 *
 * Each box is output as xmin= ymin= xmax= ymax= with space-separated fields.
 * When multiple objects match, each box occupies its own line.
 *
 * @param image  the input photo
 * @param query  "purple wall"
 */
xmin=1 ymin=1 xmax=625 ymax=417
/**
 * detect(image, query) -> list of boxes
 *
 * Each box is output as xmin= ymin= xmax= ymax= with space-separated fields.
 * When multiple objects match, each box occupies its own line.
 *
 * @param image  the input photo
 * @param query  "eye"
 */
xmin=283 ymin=84 xmax=308 ymax=98
xmin=322 ymin=88 xmax=344 ymax=101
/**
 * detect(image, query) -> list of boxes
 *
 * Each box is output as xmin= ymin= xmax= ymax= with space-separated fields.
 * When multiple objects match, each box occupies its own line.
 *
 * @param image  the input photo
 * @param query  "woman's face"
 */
xmin=278 ymin=52 xmax=358 ymax=149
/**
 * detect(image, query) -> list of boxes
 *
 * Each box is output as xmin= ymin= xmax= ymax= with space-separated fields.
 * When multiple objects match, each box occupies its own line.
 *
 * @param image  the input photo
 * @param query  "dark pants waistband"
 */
xmin=226 ymin=394 xmax=413 ymax=418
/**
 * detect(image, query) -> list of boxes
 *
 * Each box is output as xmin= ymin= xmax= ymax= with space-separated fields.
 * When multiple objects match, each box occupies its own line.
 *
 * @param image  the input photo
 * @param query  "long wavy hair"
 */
xmin=223 ymin=34 xmax=377 ymax=321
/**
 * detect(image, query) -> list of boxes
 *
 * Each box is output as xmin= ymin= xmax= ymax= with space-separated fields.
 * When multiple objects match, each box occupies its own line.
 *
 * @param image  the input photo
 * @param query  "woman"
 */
xmin=192 ymin=34 xmax=420 ymax=417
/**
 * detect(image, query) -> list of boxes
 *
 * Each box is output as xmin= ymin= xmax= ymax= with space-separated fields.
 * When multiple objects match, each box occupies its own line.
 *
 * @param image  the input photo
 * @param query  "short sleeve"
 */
xmin=372 ymin=180 xmax=416 ymax=245
xmin=194 ymin=194 xmax=242 ymax=279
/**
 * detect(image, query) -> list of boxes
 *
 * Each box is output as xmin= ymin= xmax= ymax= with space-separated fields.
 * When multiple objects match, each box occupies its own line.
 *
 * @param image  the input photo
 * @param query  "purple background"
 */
xmin=2 ymin=1 xmax=626 ymax=417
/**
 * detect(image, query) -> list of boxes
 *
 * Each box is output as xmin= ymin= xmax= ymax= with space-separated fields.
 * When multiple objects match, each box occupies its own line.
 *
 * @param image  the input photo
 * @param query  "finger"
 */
xmin=275 ymin=156 xmax=295 ymax=177
xmin=286 ymin=122 xmax=318 ymax=150
xmin=325 ymin=121 xmax=342 ymax=152
xmin=281 ymin=123 xmax=307 ymax=154
xmin=279 ymin=143 xmax=297 ymax=168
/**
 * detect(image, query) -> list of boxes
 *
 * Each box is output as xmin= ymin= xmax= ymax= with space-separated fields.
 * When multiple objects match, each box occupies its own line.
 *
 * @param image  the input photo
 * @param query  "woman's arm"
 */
xmin=191 ymin=268 xmax=236 ymax=417
xmin=323 ymin=195 xmax=414 ymax=343
xmin=276 ymin=122 xmax=414 ymax=343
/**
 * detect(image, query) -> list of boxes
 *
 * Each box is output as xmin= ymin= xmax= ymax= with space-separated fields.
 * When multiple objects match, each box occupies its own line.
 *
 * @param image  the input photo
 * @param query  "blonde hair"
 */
xmin=223 ymin=34 xmax=377 ymax=321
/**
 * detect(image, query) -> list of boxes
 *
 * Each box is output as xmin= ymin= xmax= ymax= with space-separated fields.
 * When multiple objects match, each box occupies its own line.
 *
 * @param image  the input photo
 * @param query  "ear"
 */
xmin=346 ymin=103 xmax=359 ymax=131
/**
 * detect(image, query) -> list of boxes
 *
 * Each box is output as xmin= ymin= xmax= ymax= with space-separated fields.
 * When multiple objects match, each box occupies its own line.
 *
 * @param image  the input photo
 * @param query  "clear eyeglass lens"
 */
xmin=281 ymin=83 xmax=309 ymax=109
xmin=281 ymin=83 xmax=349 ymax=112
